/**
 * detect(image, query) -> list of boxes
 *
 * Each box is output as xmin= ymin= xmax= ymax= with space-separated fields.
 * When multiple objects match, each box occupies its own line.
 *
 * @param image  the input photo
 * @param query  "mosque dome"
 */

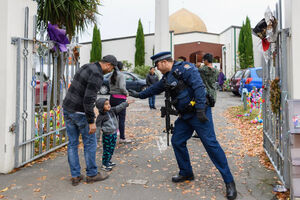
xmin=169 ymin=8 xmax=207 ymax=34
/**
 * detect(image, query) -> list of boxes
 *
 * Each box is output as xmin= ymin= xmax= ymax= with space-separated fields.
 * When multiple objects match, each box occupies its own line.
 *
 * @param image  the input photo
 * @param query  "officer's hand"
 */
xmin=196 ymin=109 xmax=208 ymax=122
xmin=128 ymin=89 xmax=140 ymax=98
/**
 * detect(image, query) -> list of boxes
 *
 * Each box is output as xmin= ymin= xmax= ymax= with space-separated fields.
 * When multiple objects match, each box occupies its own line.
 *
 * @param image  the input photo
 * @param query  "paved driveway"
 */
xmin=0 ymin=92 xmax=277 ymax=200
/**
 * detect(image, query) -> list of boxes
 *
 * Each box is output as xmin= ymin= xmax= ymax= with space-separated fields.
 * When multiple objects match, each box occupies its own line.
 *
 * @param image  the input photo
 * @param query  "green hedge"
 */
xmin=133 ymin=65 xmax=150 ymax=79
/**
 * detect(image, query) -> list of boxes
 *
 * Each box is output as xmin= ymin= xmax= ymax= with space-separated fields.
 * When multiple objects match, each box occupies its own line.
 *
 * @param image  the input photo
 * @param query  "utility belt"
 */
xmin=178 ymin=100 xmax=196 ymax=115
xmin=178 ymin=95 xmax=214 ymax=115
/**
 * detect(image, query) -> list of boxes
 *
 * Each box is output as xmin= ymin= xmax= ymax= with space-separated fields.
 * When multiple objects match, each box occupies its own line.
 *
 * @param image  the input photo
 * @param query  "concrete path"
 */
xmin=0 ymin=92 xmax=277 ymax=200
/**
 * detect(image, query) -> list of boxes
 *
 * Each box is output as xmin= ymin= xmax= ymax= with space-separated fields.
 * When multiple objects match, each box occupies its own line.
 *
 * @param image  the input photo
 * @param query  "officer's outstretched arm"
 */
xmin=128 ymin=90 xmax=140 ymax=98
xmin=137 ymin=80 xmax=165 ymax=99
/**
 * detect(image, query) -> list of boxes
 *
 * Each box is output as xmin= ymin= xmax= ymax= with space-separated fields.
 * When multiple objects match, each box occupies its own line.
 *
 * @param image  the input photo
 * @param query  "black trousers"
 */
xmin=109 ymin=96 xmax=127 ymax=139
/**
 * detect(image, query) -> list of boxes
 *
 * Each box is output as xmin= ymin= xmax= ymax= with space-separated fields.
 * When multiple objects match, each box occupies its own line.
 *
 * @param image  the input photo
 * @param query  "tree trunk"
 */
xmin=51 ymin=52 xmax=65 ymax=108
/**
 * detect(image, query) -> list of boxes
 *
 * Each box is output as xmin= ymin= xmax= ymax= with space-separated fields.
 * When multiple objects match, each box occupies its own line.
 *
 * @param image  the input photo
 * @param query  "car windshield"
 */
xmin=130 ymin=72 xmax=143 ymax=79
xmin=235 ymin=71 xmax=244 ymax=78
xmin=256 ymin=69 xmax=263 ymax=78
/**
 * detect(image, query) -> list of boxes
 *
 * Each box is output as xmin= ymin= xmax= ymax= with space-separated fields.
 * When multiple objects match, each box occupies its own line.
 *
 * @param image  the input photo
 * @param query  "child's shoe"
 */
xmin=101 ymin=165 xmax=113 ymax=172
xmin=119 ymin=138 xmax=132 ymax=144
xmin=109 ymin=162 xmax=116 ymax=168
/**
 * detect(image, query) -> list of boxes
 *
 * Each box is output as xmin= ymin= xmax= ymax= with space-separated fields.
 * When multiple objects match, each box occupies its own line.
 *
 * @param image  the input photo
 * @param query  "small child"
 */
xmin=96 ymin=98 xmax=134 ymax=171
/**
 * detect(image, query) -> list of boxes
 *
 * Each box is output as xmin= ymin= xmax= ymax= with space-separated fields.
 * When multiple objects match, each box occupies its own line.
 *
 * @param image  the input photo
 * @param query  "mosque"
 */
xmin=80 ymin=8 xmax=263 ymax=78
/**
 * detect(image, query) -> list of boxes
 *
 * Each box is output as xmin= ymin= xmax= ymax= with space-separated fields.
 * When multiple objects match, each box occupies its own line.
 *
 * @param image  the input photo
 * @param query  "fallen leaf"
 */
xmin=0 ymin=187 xmax=8 ymax=193
xmin=33 ymin=188 xmax=41 ymax=192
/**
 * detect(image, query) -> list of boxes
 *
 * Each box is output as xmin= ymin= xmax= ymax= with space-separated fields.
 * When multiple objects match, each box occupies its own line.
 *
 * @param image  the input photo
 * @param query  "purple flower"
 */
xmin=47 ymin=23 xmax=70 ymax=52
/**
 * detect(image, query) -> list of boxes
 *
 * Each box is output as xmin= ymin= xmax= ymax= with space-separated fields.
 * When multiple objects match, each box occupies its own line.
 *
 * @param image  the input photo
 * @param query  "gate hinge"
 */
xmin=11 ymin=37 xmax=18 ymax=45
xmin=9 ymin=123 xmax=16 ymax=133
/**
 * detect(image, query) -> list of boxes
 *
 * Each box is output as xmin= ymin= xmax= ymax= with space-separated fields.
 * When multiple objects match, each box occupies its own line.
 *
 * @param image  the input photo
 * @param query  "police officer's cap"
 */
xmin=150 ymin=51 xmax=172 ymax=64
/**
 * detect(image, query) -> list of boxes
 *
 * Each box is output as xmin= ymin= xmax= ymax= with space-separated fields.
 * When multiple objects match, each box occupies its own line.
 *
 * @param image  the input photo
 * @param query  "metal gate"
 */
xmin=262 ymin=0 xmax=290 ymax=187
xmin=11 ymin=7 xmax=80 ymax=168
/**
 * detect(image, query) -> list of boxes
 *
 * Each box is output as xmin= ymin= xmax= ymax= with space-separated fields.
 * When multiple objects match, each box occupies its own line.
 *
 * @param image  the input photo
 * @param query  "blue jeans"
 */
xmin=148 ymin=95 xmax=156 ymax=108
xmin=63 ymin=110 xmax=98 ymax=177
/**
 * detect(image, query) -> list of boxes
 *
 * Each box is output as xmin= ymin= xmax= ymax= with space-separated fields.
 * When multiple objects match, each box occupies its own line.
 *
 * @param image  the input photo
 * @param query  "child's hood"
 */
xmin=96 ymin=98 xmax=108 ymax=113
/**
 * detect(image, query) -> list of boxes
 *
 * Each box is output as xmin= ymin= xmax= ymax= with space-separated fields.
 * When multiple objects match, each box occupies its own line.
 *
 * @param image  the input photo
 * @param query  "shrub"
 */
xmin=223 ymin=79 xmax=231 ymax=91
xmin=133 ymin=65 xmax=150 ymax=79
xmin=122 ymin=60 xmax=133 ymax=71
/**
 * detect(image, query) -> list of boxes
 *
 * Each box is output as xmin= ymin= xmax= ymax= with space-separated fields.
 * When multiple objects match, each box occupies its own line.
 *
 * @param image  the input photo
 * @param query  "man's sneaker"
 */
xmin=101 ymin=165 xmax=113 ymax=172
xmin=119 ymin=138 xmax=132 ymax=144
xmin=108 ymin=162 xmax=116 ymax=168
xmin=86 ymin=172 xmax=109 ymax=183
xmin=71 ymin=174 xmax=84 ymax=186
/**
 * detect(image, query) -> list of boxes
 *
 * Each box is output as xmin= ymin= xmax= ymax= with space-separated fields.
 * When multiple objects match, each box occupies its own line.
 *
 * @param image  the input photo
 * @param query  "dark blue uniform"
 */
xmin=139 ymin=61 xmax=234 ymax=184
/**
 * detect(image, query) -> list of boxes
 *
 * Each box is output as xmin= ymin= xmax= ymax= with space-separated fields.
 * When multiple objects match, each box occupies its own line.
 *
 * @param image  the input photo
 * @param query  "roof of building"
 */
xmin=169 ymin=8 xmax=207 ymax=34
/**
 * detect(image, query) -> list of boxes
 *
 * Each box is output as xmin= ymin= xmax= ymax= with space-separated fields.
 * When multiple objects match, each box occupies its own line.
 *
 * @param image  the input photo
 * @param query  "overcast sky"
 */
xmin=79 ymin=0 xmax=279 ymax=42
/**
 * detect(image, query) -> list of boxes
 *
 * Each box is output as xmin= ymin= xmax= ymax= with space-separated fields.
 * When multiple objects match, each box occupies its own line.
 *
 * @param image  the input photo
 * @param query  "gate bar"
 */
xmin=14 ymin=38 xmax=21 ymax=168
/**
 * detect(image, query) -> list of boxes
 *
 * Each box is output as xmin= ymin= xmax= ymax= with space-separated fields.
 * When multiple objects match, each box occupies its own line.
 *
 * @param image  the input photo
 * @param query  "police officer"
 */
xmin=129 ymin=52 xmax=237 ymax=200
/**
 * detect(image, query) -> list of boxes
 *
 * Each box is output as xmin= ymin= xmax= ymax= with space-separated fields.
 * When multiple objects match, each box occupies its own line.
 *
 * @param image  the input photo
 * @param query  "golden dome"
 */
xmin=169 ymin=8 xmax=207 ymax=34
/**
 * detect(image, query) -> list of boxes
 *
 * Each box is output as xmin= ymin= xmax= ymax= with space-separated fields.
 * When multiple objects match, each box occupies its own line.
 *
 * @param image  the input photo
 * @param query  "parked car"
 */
xmin=239 ymin=67 xmax=263 ymax=94
xmin=229 ymin=70 xmax=244 ymax=96
xmin=99 ymin=71 xmax=147 ymax=95
xmin=35 ymin=72 xmax=49 ymax=105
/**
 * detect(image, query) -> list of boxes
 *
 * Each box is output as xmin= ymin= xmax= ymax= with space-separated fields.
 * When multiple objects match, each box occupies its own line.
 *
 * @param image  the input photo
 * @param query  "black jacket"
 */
xmin=63 ymin=62 xmax=103 ymax=123
xmin=146 ymin=73 xmax=159 ymax=86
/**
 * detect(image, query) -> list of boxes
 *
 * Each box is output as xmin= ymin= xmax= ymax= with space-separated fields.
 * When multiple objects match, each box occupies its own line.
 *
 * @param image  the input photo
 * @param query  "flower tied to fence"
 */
xmin=35 ymin=106 xmax=65 ymax=135
xmin=47 ymin=23 xmax=70 ymax=52
xmin=270 ymin=77 xmax=281 ymax=115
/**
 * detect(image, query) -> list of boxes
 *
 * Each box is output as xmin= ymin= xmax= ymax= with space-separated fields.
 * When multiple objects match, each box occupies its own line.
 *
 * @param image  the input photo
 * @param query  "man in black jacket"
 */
xmin=146 ymin=67 xmax=159 ymax=109
xmin=63 ymin=55 xmax=117 ymax=186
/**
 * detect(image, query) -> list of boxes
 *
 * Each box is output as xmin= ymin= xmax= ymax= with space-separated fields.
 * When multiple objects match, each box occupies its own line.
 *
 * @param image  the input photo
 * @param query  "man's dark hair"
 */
xmin=178 ymin=56 xmax=186 ymax=61
xmin=203 ymin=53 xmax=213 ymax=63
xmin=165 ymin=57 xmax=174 ymax=62
xmin=155 ymin=57 xmax=174 ymax=67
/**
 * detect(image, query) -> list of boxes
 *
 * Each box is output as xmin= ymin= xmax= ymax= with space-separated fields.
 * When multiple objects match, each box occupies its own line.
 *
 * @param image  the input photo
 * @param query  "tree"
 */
xmin=36 ymin=0 xmax=100 ymax=105
xmin=238 ymin=22 xmax=246 ymax=69
xmin=238 ymin=16 xmax=254 ymax=69
xmin=37 ymin=0 xmax=100 ymax=40
xmin=135 ymin=19 xmax=145 ymax=67
xmin=90 ymin=24 xmax=102 ymax=62
xmin=244 ymin=16 xmax=254 ymax=68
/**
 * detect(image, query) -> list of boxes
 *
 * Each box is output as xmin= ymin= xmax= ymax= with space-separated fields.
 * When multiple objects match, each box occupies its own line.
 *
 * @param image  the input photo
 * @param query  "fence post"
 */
xmin=243 ymin=91 xmax=247 ymax=111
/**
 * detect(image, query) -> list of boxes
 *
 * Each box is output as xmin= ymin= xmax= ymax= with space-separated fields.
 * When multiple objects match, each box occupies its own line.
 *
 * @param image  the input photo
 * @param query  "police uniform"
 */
xmin=130 ymin=52 xmax=236 ymax=199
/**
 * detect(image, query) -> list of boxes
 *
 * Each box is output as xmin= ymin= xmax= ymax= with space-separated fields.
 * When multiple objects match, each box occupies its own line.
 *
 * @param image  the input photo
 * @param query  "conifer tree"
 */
xmin=135 ymin=19 xmax=145 ymax=67
xmin=244 ymin=16 xmax=254 ymax=68
xmin=238 ymin=17 xmax=254 ymax=69
xmin=238 ymin=22 xmax=246 ymax=69
xmin=90 ymin=24 xmax=102 ymax=62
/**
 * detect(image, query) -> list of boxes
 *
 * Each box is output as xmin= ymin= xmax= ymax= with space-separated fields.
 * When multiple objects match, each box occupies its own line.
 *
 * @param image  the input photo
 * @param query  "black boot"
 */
xmin=171 ymin=174 xmax=194 ymax=183
xmin=226 ymin=181 xmax=237 ymax=200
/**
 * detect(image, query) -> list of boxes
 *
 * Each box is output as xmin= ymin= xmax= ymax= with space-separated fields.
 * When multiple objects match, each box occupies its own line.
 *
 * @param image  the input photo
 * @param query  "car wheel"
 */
xmin=232 ymin=91 xmax=240 ymax=96
xmin=100 ymin=85 xmax=109 ymax=95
